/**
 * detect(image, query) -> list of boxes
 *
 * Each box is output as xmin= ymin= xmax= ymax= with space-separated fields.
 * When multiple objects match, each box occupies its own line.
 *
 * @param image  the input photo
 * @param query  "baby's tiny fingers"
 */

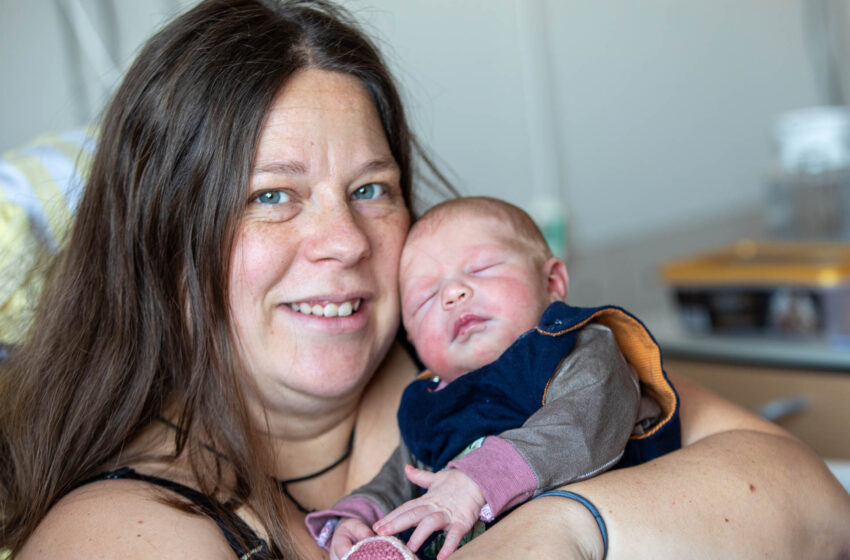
xmin=376 ymin=503 xmax=434 ymax=536
xmin=350 ymin=522 xmax=377 ymax=542
xmin=331 ymin=536 xmax=353 ymax=560
xmin=404 ymin=464 xmax=436 ymax=489
xmin=436 ymin=523 xmax=468 ymax=560
xmin=374 ymin=501 xmax=414 ymax=530
xmin=406 ymin=511 xmax=450 ymax=553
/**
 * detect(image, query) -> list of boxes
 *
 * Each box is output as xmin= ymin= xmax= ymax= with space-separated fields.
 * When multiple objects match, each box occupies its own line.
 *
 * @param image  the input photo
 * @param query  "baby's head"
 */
xmin=400 ymin=197 xmax=568 ymax=382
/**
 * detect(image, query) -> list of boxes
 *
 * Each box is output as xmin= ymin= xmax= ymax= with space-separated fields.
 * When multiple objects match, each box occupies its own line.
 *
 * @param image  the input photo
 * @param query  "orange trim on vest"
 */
xmin=541 ymin=375 xmax=554 ymax=406
xmin=417 ymin=370 xmax=437 ymax=381
xmin=537 ymin=308 xmax=676 ymax=440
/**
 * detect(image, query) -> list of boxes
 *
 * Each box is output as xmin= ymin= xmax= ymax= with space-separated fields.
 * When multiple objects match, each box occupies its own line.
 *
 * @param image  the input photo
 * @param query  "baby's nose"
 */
xmin=442 ymin=282 xmax=471 ymax=308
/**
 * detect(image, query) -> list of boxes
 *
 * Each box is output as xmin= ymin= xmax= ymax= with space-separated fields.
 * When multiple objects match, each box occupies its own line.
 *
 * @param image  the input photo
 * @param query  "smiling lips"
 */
xmin=453 ymin=313 xmax=487 ymax=341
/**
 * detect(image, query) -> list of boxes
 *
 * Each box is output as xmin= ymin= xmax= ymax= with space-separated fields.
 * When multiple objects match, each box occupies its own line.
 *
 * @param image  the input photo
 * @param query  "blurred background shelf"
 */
xmin=643 ymin=307 xmax=850 ymax=371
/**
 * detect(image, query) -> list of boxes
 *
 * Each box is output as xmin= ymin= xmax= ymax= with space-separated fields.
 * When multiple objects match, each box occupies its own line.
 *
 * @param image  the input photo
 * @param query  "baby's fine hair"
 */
xmin=410 ymin=196 xmax=554 ymax=263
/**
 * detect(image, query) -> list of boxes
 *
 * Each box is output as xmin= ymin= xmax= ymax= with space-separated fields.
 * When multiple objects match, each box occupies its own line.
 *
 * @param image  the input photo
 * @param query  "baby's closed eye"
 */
xmin=468 ymin=261 xmax=503 ymax=275
xmin=411 ymin=290 xmax=438 ymax=314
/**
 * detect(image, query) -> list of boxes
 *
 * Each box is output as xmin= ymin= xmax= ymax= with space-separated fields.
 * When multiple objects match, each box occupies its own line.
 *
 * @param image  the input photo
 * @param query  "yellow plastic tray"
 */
xmin=659 ymin=240 xmax=850 ymax=288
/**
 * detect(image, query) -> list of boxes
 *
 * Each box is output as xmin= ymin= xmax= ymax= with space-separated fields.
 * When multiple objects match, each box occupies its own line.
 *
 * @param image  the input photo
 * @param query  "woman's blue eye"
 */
xmin=352 ymin=183 xmax=383 ymax=200
xmin=256 ymin=190 xmax=289 ymax=204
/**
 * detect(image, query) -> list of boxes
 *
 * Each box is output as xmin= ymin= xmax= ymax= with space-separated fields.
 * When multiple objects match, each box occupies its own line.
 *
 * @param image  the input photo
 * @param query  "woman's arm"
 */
xmin=454 ymin=372 xmax=850 ymax=559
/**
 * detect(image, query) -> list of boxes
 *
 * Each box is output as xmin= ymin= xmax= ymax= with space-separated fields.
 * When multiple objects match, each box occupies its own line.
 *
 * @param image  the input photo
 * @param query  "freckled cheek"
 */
xmin=368 ymin=215 xmax=409 ymax=290
xmin=375 ymin=237 xmax=403 ymax=282
xmin=230 ymin=224 xmax=295 ymax=298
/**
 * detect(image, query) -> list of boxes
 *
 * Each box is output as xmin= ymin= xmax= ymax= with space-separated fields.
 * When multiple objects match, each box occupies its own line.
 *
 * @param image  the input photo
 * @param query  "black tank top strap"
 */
xmin=80 ymin=467 xmax=272 ymax=560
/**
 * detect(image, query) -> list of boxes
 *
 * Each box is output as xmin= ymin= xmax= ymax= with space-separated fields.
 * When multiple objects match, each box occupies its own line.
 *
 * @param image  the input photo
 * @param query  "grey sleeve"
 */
xmin=497 ymin=323 xmax=641 ymax=494
xmin=345 ymin=442 xmax=425 ymax=515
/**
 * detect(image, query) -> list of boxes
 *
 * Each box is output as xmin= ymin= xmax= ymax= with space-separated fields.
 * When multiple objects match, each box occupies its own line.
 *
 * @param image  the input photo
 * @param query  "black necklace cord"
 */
xmin=156 ymin=415 xmax=356 ymax=514
xmin=276 ymin=429 xmax=355 ymax=485
xmin=276 ymin=429 xmax=356 ymax=513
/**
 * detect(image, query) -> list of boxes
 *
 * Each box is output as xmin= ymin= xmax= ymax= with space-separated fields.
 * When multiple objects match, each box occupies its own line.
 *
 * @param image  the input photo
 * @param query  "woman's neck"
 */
xmin=266 ymin=343 xmax=418 ymax=509
xmin=267 ymin=409 xmax=358 ymax=480
xmin=124 ymin=342 xmax=416 ymax=512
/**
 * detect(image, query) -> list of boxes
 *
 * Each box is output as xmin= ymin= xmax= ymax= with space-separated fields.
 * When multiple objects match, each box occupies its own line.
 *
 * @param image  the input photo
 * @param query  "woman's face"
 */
xmin=229 ymin=69 xmax=410 ymax=414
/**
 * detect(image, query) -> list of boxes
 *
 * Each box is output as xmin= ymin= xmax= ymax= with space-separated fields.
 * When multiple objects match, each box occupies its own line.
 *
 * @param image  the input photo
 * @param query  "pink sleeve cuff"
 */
xmin=304 ymin=496 xmax=385 ymax=545
xmin=447 ymin=436 xmax=537 ymax=518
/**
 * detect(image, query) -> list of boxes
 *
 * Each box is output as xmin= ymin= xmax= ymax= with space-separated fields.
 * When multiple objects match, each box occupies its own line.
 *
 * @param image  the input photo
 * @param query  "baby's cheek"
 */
xmin=416 ymin=330 xmax=448 ymax=374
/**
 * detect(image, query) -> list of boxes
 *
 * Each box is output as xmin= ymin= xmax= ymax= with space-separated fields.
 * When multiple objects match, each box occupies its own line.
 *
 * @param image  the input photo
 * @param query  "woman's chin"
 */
xmin=285 ymin=358 xmax=379 ymax=404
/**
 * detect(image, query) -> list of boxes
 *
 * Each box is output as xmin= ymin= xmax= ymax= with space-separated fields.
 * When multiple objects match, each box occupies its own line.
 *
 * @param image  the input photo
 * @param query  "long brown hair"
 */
xmin=0 ymin=0 xmax=451 ymax=554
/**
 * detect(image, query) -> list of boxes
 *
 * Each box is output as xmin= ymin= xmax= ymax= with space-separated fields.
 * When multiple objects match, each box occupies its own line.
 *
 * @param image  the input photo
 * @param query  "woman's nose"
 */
xmin=441 ymin=281 xmax=471 ymax=309
xmin=302 ymin=204 xmax=371 ymax=266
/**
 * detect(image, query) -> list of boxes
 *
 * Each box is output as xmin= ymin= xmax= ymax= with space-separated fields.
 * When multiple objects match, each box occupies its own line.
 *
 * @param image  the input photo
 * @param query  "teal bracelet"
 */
xmin=535 ymin=490 xmax=608 ymax=560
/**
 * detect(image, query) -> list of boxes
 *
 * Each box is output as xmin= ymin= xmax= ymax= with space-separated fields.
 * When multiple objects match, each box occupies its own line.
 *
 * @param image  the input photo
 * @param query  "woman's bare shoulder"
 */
xmin=18 ymin=478 xmax=235 ymax=560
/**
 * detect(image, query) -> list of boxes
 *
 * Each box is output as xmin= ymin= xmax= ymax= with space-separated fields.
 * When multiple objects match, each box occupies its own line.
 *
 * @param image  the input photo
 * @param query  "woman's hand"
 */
xmin=374 ymin=465 xmax=486 ymax=560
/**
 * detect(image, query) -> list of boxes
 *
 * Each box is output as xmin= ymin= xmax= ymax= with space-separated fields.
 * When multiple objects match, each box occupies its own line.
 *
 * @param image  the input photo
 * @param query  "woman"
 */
xmin=0 ymin=0 xmax=847 ymax=558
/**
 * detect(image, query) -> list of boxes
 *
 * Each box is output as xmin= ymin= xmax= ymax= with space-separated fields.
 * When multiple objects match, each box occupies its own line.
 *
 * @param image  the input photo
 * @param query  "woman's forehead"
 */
xmin=274 ymin=68 xmax=372 ymax=113
xmin=252 ymin=69 xmax=392 ymax=173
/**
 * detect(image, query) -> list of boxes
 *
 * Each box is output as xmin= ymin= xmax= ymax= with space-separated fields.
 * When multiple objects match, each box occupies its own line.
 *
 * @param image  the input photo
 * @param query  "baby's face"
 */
xmin=400 ymin=213 xmax=555 ymax=382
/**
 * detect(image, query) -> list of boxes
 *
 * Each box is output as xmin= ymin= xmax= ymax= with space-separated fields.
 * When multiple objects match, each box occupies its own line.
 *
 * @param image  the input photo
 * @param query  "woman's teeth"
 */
xmin=290 ymin=299 xmax=362 ymax=317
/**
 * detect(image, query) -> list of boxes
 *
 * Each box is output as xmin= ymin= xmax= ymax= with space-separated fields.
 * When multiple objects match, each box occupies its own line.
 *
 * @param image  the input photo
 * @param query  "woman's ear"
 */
xmin=543 ymin=257 xmax=569 ymax=302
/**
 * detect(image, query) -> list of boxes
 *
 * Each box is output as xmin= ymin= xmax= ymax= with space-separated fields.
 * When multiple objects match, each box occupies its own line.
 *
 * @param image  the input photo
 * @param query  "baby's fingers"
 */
xmin=404 ymin=463 xmax=436 ymax=489
xmin=348 ymin=520 xmax=377 ymax=542
xmin=330 ymin=535 xmax=354 ymax=560
xmin=330 ymin=520 xmax=375 ymax=560
xmin=406 ymin=511 xmax=451 ymax=553
xmin=375 ymin=503 xmax=433 ymax=536
xmin=436 ymin=522 xmax=469 ymax=560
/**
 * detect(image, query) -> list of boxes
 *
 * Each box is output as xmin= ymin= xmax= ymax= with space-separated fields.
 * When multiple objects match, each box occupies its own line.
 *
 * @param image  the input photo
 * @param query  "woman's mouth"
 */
xmin=289 ymin=298 xmax=362 ymax=318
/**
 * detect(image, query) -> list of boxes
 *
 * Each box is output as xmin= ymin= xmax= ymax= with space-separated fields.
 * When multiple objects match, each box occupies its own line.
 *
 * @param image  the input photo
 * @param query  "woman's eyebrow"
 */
xmin=356 ymin=157 xmax=398 ymax=176
xmin=252 ymin=157 xmax=397 ymax=178
xmin=253 ymin=160 xmax=308 ymax=176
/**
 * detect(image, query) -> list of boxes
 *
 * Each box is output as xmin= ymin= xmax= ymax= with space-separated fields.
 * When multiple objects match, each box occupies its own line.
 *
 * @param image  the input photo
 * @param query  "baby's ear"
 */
xmin=543 ymin=257 xmax=569 ymax=302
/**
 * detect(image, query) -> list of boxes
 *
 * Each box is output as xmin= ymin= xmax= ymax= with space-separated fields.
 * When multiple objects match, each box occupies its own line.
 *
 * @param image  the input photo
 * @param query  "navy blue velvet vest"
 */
xmin=398 ymin=302 xmax=681 ymax=471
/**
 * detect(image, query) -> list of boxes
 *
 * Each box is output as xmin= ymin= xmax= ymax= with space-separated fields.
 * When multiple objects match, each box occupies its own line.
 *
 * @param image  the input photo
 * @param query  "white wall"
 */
xmin=546 ymin=1 xmax=820 ymax=248
xmin=0 ymin=0 xmax=190 ymax=150
xmin=348 ymin=0 xmax=822 ymax=249
xmin=1 ymin=0 xmax=824 ymax=252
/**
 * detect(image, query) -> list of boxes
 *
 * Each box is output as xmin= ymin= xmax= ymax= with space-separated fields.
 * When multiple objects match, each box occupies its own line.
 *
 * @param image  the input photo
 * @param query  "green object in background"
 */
xmin=531 ymin=194 xmax=569 ymax=260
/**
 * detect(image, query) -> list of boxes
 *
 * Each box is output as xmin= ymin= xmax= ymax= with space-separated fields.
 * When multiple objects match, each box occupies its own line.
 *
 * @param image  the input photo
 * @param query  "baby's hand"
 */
xmin=374 ymin=465 xmax=486 ymax=560
xmin=330 ymin=518 xmax=376 ymax=560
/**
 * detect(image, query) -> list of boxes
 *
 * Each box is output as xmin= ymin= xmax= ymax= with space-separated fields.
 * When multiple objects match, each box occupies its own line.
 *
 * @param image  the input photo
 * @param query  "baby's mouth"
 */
xmin=289 ymin=299 xmax=362 ymax=318
xmin=453 ymin=314 xmax=487 ymax=340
